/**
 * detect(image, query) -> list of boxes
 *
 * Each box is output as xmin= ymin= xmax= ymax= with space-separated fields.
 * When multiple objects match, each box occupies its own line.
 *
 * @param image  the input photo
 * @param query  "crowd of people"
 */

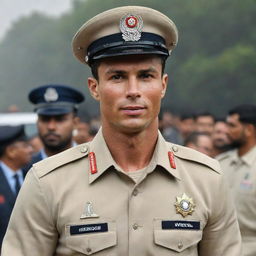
xmin=0 ymin=4 xmax=255 ymax=256
xmin=160 ymin=109 xmax=233 ymax=157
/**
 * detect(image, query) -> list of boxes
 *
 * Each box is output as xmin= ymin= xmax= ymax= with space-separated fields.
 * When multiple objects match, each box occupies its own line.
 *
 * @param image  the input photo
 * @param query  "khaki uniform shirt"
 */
xmin=2 ymin=129 xmax=241 ymax=256
xmin=217 ymin=146 xmax=256 ymax=256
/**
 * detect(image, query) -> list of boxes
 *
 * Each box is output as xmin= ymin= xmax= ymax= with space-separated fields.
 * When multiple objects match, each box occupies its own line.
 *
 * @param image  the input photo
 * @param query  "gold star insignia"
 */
xmin=174 ymin=193 xmax=195 ymax=217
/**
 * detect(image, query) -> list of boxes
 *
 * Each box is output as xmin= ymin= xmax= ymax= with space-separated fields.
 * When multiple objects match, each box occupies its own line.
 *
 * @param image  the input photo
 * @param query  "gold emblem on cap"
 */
xmin=120 ymin=14 xmax=143 ymax=41
xmin=174 ymin=193 xmax=195 ymax=217
xmin=44 ymin=88 xmax=59 ymax=102
xmin=80 ymin=202 xmax=99 ymax=219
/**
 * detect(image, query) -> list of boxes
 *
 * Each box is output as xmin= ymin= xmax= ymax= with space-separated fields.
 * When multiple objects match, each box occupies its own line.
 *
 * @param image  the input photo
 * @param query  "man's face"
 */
xmin=196 ymin=135 xmax=213 ymax=156
xmin=195 ymin=116 xmax=215 ymax=135
xmin=226 ymin=114 xmax=246 ymax=148
xmin=179 ymin=118 xmax=195 ymax=138
xmin=9 ymin=141 xmax=33 ymax=168
xmin=212 ymin=121 xmax=231 ymax=149
xmin=186 ymin=135 xmax=213 ymax=157
xmin=88 ymin=55 xmax=167 ymax=134
xmin=37 ymin=113 xmax=77 ymax=151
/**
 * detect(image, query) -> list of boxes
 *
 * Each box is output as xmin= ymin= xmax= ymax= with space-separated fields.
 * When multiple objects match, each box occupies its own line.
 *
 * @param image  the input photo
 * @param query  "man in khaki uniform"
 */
xmin=217 ymin=104 xmax=256 ymax=256
xmin=2 ymin=6 xmax=242 ymax=256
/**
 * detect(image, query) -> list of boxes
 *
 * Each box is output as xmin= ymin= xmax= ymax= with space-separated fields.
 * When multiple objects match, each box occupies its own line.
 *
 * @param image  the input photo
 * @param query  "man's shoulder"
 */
xmin=168 ymin=143 xmax=221 ymax=174
xmin=32 ymin=143 xmax=90 ymax=178
xmin=215 ymin=150 xmax=235 ymax=162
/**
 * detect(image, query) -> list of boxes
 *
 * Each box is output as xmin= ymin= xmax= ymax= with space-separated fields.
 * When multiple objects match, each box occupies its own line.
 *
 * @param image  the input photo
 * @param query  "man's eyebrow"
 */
xmin=139 ymin=67 xmax=158 ymax=73
xmin=105 ymin=67 xmax=158 ymax=75
xmin=105 ymin=69 xmax=126 ymax=75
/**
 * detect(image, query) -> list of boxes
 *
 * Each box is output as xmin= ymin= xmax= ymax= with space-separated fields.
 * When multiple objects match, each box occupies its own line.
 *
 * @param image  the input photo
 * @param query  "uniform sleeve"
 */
xmin=1 ymin=168 xmax=58 ymax=256
xmin=199 ymin=173 xmax=242 ymax=256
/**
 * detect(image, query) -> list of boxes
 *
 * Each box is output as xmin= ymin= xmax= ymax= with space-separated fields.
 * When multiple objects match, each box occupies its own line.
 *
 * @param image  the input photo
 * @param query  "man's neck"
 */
xmin=0 ymin=157 xmax=20 ymax=171
xmin=44 ymin=143 xmax=73 ymax=157
xmin=102 ymin=124 xmax=159 ymax=172
xmin=238 ymin=139 xmax=256 ymax=157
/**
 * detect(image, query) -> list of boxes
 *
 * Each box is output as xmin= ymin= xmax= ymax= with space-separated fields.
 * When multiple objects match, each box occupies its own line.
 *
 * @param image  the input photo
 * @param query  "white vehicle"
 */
xmin=0 ymin=112 xmax=38 ymax=136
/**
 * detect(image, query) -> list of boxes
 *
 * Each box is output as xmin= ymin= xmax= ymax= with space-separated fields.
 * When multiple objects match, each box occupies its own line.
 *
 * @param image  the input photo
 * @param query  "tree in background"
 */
xmin=0 ymin=0 xmax=255 ymax=117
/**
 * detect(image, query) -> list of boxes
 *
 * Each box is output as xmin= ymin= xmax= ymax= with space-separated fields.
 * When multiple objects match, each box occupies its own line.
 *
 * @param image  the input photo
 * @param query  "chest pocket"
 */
xmin=154 ymin=219 xmax=203 ymax=253
xmin=65 ymin=220 xmax=117 ymax=255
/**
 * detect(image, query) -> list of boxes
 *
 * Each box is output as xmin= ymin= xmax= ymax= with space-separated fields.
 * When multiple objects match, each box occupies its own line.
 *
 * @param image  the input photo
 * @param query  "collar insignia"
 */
xmin=44 ymin=88 xmax=59 ymax=102
xmin=80 ymin=201 xmax=99 ymax=219
xmin=175 ymin=193 xmax=195 ymax=217
xmin=120 ymin=14 xmax=143 ymax=41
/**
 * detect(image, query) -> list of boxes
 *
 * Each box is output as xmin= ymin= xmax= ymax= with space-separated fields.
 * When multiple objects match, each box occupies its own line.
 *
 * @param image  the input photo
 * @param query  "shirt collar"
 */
xmin=88 ymin=128 xmax=180 ymax=184
xmin=241 ymin=145 xmax=256 ymax=166
xmin=0 ymin=161 xmax=23 ymax=181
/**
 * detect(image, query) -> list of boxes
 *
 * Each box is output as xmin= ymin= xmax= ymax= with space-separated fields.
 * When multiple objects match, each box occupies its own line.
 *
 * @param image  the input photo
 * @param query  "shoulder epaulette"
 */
xmin=168 ymin=143 xmax=221 ymax=174
xmin=33 ymin=143 xmax=90 ymax=178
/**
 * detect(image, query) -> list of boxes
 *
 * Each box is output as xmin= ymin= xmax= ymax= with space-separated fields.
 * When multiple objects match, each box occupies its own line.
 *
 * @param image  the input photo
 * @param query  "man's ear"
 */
xmin=161 ymin=73 xmax=168 ymax=98
xmin=88 ymin=77 xmax=100 ymax=101
xmin=245 ymin=123 xmax=255 ymax=137
xmin=5 ymin=144 xmax=16 ymax=159
xmin=73 ymin=116 xmax=80 ymax=127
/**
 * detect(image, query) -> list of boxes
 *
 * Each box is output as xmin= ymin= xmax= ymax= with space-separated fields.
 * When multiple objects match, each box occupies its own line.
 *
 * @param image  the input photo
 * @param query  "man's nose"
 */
xmin=126 ymin=77 xmax=141 ymax=99
xmin=47 ymin=118 xmax=57 ymax=130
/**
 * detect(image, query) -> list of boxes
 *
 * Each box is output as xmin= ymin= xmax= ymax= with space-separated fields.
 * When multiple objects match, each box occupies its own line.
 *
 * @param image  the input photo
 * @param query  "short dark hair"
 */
xmin=180 ymin=111 xmax=195 ymax=121
xmin=90 ymin=55 xmax=167 ymax=81
xmin=228 ymin=104 xmax=256 ymax=125
xmin=195 ymin=111 xmax=215 ymax=122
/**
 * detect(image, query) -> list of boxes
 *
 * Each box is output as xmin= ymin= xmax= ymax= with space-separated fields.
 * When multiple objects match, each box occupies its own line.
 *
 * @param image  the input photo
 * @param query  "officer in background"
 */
xmin=211 ymin=118 xmax=232 ymax=157
xmin=2 ymin=6 xmax=241 ymax=255
xmin=217 ymin=104 xmax=256 ymax=256
xmin=194 ymin=111 xmax=215 ymax=135
xmin=184 ymin=131 xmax=213 ymax=157
xmin=25 ymin=84 xmax=84 ymax=168
xmin=0 ymin=125 xmax=33 ymax=250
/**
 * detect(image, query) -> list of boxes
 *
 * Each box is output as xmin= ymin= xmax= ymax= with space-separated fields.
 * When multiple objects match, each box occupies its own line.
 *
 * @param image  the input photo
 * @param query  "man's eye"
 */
xmin=111 ymin=74 xmax=122 ymax=80
xmin=140 ymin=73 xmax=153 ymax=79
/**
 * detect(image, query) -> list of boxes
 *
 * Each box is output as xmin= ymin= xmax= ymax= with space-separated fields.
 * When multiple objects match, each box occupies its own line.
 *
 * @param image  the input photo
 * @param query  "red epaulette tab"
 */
xmin=168 ymin=151 xmax=176 ymax=169
xmin=89 ymin=152 xmax=98 ymax=174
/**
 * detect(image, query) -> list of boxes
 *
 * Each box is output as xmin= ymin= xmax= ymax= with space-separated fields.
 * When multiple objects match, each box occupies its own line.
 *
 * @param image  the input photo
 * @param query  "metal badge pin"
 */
xmin=174 ymin=193 xmax=195 ymax=218
xmin=80 ymin=201 xmax=99 ymax=219
xmin=168 ymin=151 xmax=176 ymax=169
xmin=89 ymin=152 xmax=97 ymax=174
xmin=120 ymin=14 xmax=143 ymax=41
xmin=44 ymin=87 xmax=59 ymax=102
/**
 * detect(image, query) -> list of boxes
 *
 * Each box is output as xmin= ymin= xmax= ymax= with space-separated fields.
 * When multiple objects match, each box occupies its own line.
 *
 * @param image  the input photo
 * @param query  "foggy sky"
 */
xmin=0 ymin=0 xmax=72 ymax=39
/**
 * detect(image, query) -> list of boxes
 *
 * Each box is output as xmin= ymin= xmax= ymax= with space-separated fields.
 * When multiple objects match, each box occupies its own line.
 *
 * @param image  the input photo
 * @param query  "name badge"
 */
xmin=70 ymin=223 xmax=108 ymax=235
xmin=162 ymin=220 xmax=200 ymax=230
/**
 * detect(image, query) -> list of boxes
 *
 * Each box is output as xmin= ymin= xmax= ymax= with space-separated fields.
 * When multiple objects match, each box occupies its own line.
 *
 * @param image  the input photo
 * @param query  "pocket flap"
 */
xmin=154 ymin=229 xmax=202 ymax=252
xmin=66 ymin=231 xmax=117 ymax=255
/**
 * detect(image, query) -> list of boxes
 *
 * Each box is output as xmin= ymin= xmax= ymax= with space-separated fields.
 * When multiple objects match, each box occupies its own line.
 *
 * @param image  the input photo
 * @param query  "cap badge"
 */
xmin=80 ymin=201 xmax=99 ymax=219
xmin=44 ymin=88 xmax=59 ymax=102
xmin=120 ymin=14 xmax=143 ymax=42
xmin=174 ymin=193 xmax=195 ymax=218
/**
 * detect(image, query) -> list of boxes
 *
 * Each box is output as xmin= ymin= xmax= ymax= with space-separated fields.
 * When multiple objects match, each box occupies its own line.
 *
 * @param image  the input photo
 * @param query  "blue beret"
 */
xmin=0 ymin=125 xmax=27 ymax=146
xmin=28 ymin=84 xmax=85 ymax=115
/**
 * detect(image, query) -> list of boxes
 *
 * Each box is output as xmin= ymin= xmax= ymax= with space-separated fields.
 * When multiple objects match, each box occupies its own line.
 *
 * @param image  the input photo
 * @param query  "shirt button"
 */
xmin=80 ymin=146 xmax=88 ymax=153
xmin=178 ymin=241 xmax=183 ymax=249
xmin=133 ymin=223 xmax=139 ymax=230
xmin=132 ymin=189 xmax=138 ymax=196
xmin=172 ymin=145 xmax=178 ymax=152
xmin=86 ymin=247 xmax=92 ymax=253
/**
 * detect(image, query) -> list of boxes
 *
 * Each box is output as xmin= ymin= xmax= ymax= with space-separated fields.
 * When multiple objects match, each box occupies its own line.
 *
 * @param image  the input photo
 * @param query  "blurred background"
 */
xmin=0 ymin=0 xmax=255 ymax=119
